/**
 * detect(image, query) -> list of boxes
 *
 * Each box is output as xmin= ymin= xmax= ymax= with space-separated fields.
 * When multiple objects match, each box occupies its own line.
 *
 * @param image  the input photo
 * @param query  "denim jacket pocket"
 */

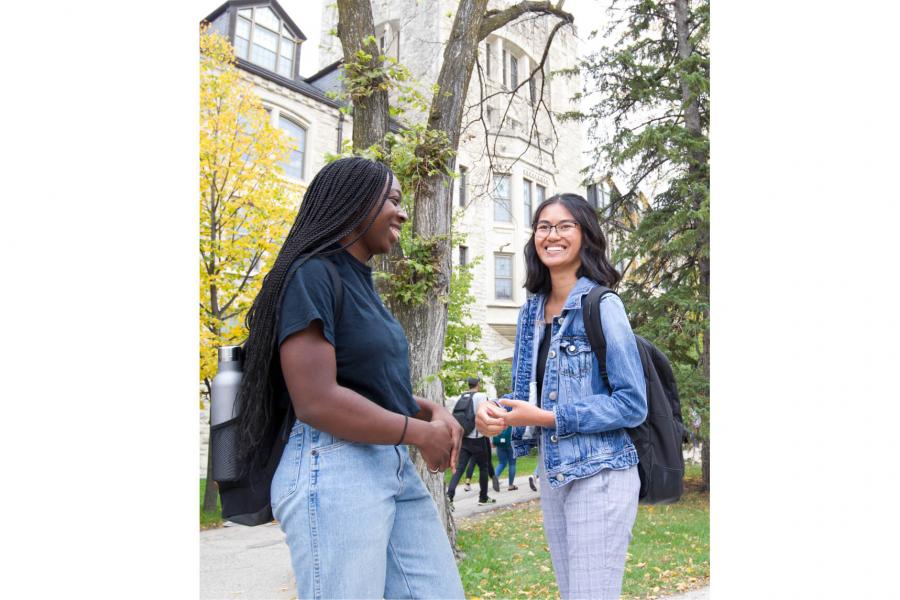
xmin=558 ymin=337 xmax=592 ymax=379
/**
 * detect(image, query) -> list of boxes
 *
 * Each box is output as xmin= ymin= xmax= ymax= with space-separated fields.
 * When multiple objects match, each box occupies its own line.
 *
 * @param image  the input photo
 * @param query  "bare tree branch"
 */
xmin=479 ymin=1 xmax=573 ymax=40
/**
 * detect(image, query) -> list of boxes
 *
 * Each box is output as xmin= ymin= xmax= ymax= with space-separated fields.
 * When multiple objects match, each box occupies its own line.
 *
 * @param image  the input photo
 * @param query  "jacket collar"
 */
xmin=526 ymin=276 xmax=599 ymax=320
xmin=562 ymin=277 xmax=599 ymax=310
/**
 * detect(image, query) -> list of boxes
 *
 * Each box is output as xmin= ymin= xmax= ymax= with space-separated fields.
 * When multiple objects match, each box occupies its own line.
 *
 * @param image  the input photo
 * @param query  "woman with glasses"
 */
xmin=475 ymin=193 xmax=648 ymax=599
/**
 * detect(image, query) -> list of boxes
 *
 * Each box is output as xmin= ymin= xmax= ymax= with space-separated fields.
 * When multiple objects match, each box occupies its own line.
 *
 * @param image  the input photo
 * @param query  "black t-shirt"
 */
xmin=535 ymin=323 xmax=552 ymax=408
xmin=276 ymin=249 xmax=419 ymax=417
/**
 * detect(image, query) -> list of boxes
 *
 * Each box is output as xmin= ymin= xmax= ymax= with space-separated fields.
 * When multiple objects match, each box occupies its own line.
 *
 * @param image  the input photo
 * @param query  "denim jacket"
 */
xmin=507 ymin=277 xmax=648 ymax=488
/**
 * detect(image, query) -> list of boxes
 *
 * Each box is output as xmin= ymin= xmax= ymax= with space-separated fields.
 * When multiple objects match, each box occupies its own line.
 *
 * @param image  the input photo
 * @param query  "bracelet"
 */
xmin=395 ymin=415 xmax=409 ymax=446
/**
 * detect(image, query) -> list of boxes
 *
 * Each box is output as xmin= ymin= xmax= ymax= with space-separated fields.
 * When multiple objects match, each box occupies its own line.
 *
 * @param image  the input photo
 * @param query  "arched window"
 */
xmin=277 ymin=115 xmax=306 ymax=180
xmin=234 ymin=5 xmax=296 ymax=79
xmin=375 ymin=20 xmax=400 ymax=60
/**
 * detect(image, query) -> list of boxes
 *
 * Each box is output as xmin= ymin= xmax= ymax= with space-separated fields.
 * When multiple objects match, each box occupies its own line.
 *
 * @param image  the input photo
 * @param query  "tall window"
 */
xmin=586 ymin=182 xmax=609 ymax=209
xmin=494 ymin=254 xmax=513 ymax=300
xmin=536 ymin=183 xmax=547 ymax=206
xmin=493 ymin=174 xmax=511 ymax=222
xmin=529 ymin=75 xmax=537 ymax=105
xmin=459 ymin=245 xmax=469 ymax=266
xmin=502 ymin=49 xmax=508 ymax=86
xmin=278 ymin=116 xmax=306 ymax=179
xmin=234 ymin=6 xmax=295 ymax=79
xmin=523 ymin=178 xmax=533 ymax=222
xmin=458 ymin=166 xmax=468 ymax=207
xmin=485 ymin=42 xmax=492 ymax=77
xmin=510 ymin=54 xmax=518 ymax=88
xmin=376 ymin=22 xmax=400 ymax=60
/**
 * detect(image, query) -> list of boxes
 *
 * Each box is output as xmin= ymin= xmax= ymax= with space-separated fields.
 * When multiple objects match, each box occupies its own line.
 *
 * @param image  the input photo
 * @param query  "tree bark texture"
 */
xmin=336 ymin=0 xmax=389 ymax=149
xmin=675 ymin=0 xmax=710 ymax=489
xmin=700 ymin=438 xmax=710 ymax=490
xmin=203 ymin=442 xmax=219 ymax=512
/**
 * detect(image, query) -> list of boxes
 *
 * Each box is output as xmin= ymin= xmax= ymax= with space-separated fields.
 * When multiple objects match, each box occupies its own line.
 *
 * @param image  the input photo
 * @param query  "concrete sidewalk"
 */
xmin=200 ymin=474 xmax=539 ymax=600
xmin=200 ymin=473 xmax=708 ymax=600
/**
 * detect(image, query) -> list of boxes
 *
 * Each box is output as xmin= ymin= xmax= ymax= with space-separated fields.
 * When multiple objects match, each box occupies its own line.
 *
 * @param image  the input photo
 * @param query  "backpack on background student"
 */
xmin=581 ymin=285 xmax=687 ymax=505
xmin=451 ymin=391 xmax=477 ymax=436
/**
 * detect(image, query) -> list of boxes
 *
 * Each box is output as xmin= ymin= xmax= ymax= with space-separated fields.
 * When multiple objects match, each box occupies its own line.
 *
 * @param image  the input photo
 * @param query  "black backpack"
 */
xmin=452 ymin=391 xmax=477 ymax=436
xmin=581 ymin=286 xmax=686 ymax=505
xmin=211 ymin=256 xmax=343 ymax=526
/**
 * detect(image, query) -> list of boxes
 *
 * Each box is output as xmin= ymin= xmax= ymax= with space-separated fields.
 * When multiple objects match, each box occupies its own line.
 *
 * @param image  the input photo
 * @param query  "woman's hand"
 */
xmin=498 ymin=399 xmax=557 ymax=428
xmin=410 ymin=419 xmax=455 ymax=472
xmin=475 ymin=401 xmax=507 ymax=437
xmin=429 ymin=404 xmax=463 ymax=471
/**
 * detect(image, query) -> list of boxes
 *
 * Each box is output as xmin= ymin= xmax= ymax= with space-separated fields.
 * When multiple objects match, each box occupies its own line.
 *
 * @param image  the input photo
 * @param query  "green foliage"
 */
xmin=374 ymin=232 xmax=445 ymax=306
xmin=440 ymin=255 xmax=492 ymax=397
xmin=489 ymin=359 xmax=513 ymax=398
xmin=579 ymin=0 xmax=710 ymax=437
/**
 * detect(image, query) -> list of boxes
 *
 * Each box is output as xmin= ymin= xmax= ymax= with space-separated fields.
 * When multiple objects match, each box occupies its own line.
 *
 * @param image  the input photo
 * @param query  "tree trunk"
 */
xmin=336 ymin=0 xmax=389 ymax=149
xmin=203 ymin=380 xmax=217 ymax=513
xmin=675 ymin=0 xmax=710 ymax=489
xmin=700 ymin=437 xmax=710 ymax=490
xmin=203 ymin=443 xmax=219 ymax=513
xmin=335 ymin=0 xmax=573 ymax=553
xmin=395 ymin=0 xmax=492 ymax=554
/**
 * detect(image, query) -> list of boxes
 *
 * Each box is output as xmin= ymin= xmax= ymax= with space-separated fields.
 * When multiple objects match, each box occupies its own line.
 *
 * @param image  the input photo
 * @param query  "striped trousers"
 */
xmin=539 ymin=463 xmax=640 ymax=599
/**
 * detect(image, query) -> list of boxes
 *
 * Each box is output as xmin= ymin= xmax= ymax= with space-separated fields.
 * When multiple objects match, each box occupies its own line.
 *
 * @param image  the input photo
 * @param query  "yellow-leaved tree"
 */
xmin=200 ymin=27 xmax=300 ymax=510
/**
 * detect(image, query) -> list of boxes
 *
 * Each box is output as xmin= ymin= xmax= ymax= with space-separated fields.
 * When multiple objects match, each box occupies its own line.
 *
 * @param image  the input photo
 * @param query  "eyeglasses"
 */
xmin=534 ymin=221 xmax=579 ymax=237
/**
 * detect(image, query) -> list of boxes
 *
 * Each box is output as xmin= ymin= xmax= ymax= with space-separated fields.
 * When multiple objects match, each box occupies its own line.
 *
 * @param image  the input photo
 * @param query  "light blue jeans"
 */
xmin=271 ymin=420 xmax=465 ymax=600
xmin=495 ymin=445 xmax=516 ymax=485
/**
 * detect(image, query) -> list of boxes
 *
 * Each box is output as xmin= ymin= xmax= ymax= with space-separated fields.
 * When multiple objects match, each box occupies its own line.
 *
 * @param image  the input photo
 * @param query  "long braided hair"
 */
xmin=237 ymin=156 xmax=393 ymax=462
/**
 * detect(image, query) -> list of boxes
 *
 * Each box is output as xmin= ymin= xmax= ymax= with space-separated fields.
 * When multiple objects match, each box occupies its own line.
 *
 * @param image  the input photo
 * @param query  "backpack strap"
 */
xmin=581 ymin=285 xmax=617 ymax=389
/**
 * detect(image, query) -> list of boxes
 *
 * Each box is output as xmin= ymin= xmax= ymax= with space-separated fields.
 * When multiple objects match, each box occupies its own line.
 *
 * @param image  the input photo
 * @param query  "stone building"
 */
xmin=203 ymin=0 xmax=354 ymax=190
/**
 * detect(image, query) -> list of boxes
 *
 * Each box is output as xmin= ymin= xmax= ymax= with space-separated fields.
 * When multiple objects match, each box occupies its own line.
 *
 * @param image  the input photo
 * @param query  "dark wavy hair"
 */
xmin=524 ymin=193 xmax=621 ymax=295
xmin=236 ymin=156 xmax=393 ymax=463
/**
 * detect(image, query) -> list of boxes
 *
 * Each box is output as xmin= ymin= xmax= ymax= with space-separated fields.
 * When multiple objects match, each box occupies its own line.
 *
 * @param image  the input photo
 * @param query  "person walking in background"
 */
xmin=236 ymin=157 xmax=465 ymax=599
xmin=475 ymin=193 xmax=648 ymax=600
xmin=447 ymin=377 xmax=496 ymax=507
xmin=492 ymin=426 xmax=518 ymax=490
xmin=462 ymin=437 xmax=500 ymax=492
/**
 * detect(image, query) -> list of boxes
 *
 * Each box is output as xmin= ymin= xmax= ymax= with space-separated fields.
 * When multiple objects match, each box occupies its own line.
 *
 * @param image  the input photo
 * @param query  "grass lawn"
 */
xmin=200 ymin=479 xmax=223 ymax=530
xmin=455 ymin=462 xmax=709 ymax=599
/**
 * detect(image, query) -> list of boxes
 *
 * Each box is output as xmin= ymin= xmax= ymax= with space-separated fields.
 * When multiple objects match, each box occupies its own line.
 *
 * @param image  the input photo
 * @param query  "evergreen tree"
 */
xmin=580 ymin=0 xmax=710 ymax=485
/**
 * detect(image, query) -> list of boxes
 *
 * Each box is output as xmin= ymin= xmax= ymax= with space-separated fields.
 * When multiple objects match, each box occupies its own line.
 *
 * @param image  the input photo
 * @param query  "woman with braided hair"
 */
xmin=238 ymin=157 xmax=465 ymax=599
